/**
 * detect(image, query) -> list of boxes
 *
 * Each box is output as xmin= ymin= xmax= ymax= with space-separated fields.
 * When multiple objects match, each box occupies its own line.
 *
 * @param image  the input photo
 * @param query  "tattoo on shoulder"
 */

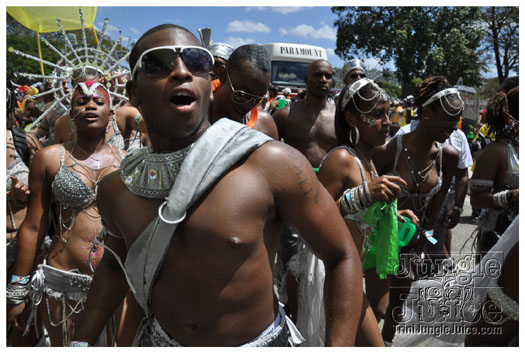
xmin=288 ymin=152 xmax=320 ymax=204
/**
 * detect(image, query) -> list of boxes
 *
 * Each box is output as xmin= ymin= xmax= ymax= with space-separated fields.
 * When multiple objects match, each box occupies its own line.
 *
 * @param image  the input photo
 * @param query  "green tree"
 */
xmin=378 ymin=80 xmax=401 ymax=99
xmin=481 ymin=7 xmax=519 ymax=84
xmin=331 ymin=7 xmax=485 ymax=97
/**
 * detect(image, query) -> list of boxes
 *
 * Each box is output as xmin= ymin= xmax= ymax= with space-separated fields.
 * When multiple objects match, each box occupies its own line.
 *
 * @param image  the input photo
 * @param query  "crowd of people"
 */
xmin=6 ymin=22 xmax=519 ymax=347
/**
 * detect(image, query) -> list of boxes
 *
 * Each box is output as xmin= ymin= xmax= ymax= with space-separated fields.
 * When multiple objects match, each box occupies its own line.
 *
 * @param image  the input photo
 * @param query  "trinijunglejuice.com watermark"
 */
xmin=392 ymin=252 xmax=508 ymax=337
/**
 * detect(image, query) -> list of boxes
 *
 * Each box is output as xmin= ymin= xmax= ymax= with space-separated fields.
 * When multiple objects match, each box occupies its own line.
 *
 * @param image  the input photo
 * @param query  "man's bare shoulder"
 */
xmin=245 ymin=140 xmax=315 ymax=187
xmin=272 ymin=104 xmax=291 ymax=122
xmin=116 ymin=104 xmax=139 ymax=117
xmin=254 ymin=110 xmax=279 ymax=140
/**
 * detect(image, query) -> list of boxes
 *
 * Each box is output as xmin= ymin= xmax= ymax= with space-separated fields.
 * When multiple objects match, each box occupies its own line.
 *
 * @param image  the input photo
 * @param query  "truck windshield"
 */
xmin=270 ymin=61 xmax=309 ymax=88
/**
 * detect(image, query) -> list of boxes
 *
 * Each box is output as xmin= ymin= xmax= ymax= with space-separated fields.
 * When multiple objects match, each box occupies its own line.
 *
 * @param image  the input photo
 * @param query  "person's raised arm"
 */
xmin=470 ymin=144 xmax=518 ymax=212
xmin=53 ymin=115 xmax=72 ymax=144
xmin=116 ymin=105 xmax=148 ymax=137
xmin=268 ymin=143 xmax=362 ymax=346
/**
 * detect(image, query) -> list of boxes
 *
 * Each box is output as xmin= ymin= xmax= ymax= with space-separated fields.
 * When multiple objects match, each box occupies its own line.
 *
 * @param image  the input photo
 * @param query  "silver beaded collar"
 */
xmin=120 ymin=144 xmax=192 ymax=198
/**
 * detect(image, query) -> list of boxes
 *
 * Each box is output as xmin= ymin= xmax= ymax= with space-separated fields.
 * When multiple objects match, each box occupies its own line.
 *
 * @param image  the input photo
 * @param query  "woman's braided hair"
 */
xmin=414 ymin=76 xmax=452 ymax=112
xmin=485 ymin=89 xmax=519 ymax=145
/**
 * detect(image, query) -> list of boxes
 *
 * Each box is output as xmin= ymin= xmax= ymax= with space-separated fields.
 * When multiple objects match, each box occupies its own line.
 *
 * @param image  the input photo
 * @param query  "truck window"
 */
xmin=270 ymin=61 xmax=309 ymax=88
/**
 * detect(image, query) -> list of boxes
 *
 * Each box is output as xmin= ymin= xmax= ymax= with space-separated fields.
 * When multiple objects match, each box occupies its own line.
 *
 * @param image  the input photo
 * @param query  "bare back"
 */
xmin=273 ymin=99 xmax=337 ymax=168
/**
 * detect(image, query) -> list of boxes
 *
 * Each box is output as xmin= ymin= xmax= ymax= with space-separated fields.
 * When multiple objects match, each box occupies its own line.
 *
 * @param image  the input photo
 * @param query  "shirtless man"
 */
xmin=71 ymin=24 xmax=361 ymax=347
xmin=272 ymin=59 xmax=337 ymax=168
xmin=211 ymin=44 xmax=278 ymax=139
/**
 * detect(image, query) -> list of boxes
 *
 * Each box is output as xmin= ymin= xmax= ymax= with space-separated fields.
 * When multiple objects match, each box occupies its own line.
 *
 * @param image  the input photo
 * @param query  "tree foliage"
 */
xmin=331 ymin=7 xmax=485 ymax=97
xmin=480 ymin=7 xmax=519 ymax=84
xmin=378 ymin=80 xmax=401 ymax=99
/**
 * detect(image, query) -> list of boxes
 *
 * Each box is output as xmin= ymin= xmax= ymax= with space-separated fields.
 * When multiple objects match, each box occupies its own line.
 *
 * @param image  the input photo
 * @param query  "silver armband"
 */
xmin=133 ymin=113 xmax=143 ymax=127
xmin=493 ymin=190 xmax=511 ymax=210
xmin=469 ymin=178 xmax=494 ymax=190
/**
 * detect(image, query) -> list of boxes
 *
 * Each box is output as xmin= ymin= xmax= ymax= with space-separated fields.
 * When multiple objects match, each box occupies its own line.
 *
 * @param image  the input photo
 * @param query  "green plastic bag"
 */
xmin=362 ymin=200 xmax=399 ymax=279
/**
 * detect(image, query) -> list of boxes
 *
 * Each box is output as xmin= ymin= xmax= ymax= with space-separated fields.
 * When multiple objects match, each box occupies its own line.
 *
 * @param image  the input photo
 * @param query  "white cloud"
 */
xmin=245 ymin=7 xmax=309 ymax=14
xmin=279 ymin=24 xmax=336 ymax=40
xmin=96 ymin=22 xmax=120 ymax=35
xmin=129 ymin=27 xmax=140 ymax=35
xmin=227 ymin=20 xmax=270 ymax=33
xmin=271 ymin=7 xmax=310 ymax=14
xmin=245 ymin=7 xmax=268 ymax=12
xmin=325 ymin=48 xmax=336 ymax=58
xmin=225 ymin=36 xmax=256 ymax=48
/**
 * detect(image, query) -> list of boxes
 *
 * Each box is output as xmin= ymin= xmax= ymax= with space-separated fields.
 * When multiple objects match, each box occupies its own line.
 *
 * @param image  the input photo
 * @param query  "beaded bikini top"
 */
xmin=120 ymin=144 xmax=193 ymax=199
xmin=52 ymin=147 xmax=97 ymax=209
xmin=52 ymin=144 xmax=122 ymax=209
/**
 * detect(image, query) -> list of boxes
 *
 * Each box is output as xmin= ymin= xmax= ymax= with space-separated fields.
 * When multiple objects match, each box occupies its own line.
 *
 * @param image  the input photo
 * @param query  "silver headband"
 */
xmin=209 ymin=42 xmax=235 ymax=61
xmin=344 ymin=58 xmax=365 ymax=76
xmin=340 ymin=78 xmax=388 ymax=118
xmin=72 ymin=82 xmax=112 ymax=109
xmin=422 ymin=88 xmax=464 ymax=116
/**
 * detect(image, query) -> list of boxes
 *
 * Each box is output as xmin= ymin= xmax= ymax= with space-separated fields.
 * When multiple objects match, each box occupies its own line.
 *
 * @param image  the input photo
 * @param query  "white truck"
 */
xmin=261 ymin=43 xmax=328 ymax=96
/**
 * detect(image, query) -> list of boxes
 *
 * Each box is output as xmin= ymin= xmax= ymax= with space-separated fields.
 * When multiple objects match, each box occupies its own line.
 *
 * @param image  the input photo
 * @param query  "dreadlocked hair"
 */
xmin=485 ymin=91 xmax=519 ymax=145
xmin=414 ymin=76 xmax=452 ymax=112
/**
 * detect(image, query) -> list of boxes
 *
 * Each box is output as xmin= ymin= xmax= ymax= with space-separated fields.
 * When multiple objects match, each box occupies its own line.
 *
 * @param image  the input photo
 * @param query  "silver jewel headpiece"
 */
xmin=10 ymin=9 xmax=131 ymax=129
xmin=340 ymin=78 xmax=388 ymax=125
xmin=422 ymin=88 xmax=464 ymax=116
xmin=72 ymin=81 xmax=112 ymax=109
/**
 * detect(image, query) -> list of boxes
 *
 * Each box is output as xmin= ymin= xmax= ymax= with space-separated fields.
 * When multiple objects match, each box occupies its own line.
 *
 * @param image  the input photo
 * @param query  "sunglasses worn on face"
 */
xmin=350 ymin=72 xmax=366 ymax=80
xmin=132 ymin=46 xmax=214 ymax=78
xmin=226 ymin=69 xmax=265 ymax=105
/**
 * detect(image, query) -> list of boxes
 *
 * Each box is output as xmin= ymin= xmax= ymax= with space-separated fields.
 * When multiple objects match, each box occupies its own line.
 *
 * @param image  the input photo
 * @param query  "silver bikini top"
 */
xmin=51 ymin=145 xmax=96 ymax=209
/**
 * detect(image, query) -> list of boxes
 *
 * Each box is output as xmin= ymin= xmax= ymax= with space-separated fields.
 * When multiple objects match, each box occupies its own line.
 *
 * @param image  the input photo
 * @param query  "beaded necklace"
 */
xmin=120 ymin=144 xmax=193 ymax=198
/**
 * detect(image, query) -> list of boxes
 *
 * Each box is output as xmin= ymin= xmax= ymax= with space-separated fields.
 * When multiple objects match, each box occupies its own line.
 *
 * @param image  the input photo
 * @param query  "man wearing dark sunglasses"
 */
xmin=209 ymin=42 xmax=234 ymax=93
xmin=210 ymin=44 xmax=278 ymax=139
xmin=72 ymin=24 xmax=362 ymax=347
xmin=343 ymin=59 xmax=366 ymax=86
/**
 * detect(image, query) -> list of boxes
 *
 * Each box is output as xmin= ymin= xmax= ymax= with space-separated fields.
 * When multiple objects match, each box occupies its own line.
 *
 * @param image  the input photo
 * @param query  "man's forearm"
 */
xmin=73 ymin=256 xmax=130 ymax=344
xmin=323 ymin=256 xmax=362 ymax=346
xmin=454 ymin=168 xmax=469 ymax=208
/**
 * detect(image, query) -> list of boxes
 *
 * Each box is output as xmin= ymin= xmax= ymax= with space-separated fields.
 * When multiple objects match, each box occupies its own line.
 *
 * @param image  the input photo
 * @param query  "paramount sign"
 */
xmin=279 ymin=46 xmax=325 ymax=58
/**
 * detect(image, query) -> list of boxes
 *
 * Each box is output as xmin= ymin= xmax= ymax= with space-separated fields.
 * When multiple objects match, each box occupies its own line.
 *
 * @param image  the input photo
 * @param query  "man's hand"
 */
xmin=446 ymin=208 xmax=461 ymax=229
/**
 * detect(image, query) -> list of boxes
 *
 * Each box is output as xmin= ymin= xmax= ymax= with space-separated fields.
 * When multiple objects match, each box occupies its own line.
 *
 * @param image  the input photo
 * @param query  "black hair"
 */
xmin=485 ymin=89 xmax=519 ymax=145
xmin=414 ymin=76 xmax=452 ymax=112
xmin=498 ymin=76 xmax=519 ymax=94
xmin=6 ymin=80 xmax=17 ymax=115
xmin=227 ymin=44 xmax=271 ymax=74
xmin=335 ymin=80 xmax=385 ymax=146
xmin=507 ymin=86 xmax=519 ymax=121
xmin=129 ymin=24 xmax=197 ymax=72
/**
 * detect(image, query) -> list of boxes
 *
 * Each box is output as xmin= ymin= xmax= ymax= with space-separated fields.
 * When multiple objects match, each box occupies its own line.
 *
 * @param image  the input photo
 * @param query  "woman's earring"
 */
xmin=349 ymin=126 xmax=360 ymax=145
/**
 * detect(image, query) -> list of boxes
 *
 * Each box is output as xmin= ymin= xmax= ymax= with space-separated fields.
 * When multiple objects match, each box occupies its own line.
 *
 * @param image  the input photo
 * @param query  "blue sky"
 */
xmin=95 ymin=6 xmax=350 ymax=69
xmin=5 ymin=3 xmax=517 ymax=77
